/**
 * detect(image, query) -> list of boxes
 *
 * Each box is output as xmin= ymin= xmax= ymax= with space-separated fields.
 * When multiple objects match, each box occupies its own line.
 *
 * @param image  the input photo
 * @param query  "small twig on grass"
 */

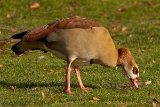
xmin=110 ymin=81 xmax=151 ymax=87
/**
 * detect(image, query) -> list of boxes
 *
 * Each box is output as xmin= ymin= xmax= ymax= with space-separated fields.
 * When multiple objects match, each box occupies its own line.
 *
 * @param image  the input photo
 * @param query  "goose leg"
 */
xmin=74 ymin=66 xmax=92 ymax=91
xmin=64 ymin=64 xmax=72 ymax=94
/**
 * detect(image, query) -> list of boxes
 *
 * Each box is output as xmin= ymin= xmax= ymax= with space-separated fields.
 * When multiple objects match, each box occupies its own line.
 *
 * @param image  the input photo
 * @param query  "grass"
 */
xmin=0 ymin=0 xmax=160 ymax=106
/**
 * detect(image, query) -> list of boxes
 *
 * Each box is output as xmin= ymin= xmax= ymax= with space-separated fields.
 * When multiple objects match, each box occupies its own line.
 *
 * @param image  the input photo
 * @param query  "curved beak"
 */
xmin=130 ymin=78 xmax=138 ymax=88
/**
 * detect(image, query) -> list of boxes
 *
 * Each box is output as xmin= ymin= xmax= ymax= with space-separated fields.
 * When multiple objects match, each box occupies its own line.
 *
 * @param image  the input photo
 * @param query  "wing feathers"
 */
xmin=13 ymin=16 xmax=102 ymax=42
xmin=11 ymin=31 xmax=28 ymax=39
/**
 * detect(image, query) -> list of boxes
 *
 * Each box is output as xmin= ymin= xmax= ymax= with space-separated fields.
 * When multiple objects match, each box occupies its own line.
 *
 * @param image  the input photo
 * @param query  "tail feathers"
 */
xmin=11 ymin=31 xmax=29 ymax=39
xmin=11 ymin=42 xmax=25 ymax=55
xmin=11 ymin=41 xmax=47 ymax=55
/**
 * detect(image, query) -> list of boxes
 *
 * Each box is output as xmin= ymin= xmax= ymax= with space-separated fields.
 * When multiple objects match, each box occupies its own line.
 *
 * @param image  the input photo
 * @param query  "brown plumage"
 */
xmin=12 ymin=16 xmax=102 ymax=42
xmin=11 ymin=16 xmax=139 ymax=94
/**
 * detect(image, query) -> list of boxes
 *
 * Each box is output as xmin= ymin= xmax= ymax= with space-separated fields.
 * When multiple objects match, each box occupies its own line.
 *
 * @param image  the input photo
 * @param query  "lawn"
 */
xmin=0 ymin=0 xmax=160 ymax=106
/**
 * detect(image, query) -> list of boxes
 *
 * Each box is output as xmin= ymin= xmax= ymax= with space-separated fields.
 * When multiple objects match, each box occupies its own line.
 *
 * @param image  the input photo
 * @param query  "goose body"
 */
xmin=45 ymin=27 xmax=118 ymax=67
xmin=11 ymin=16 xmax=139 ymax=94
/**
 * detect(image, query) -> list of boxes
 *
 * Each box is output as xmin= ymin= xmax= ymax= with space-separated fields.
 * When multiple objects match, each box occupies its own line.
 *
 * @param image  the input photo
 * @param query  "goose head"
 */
xmin=117 ymin=48 xmax=139 ymax=88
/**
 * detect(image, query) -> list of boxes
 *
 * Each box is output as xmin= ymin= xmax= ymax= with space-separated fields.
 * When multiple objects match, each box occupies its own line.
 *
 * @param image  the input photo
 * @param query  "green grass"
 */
xmin=0 ymin=0 xmax=160 ymax=106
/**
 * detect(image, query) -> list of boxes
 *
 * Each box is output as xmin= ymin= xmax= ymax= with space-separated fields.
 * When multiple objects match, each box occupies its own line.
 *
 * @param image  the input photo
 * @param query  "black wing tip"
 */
xmin=11 ymin=42 xmax=25 ymax=55
xmin=11 ymin=31 xmax=28 ymax=39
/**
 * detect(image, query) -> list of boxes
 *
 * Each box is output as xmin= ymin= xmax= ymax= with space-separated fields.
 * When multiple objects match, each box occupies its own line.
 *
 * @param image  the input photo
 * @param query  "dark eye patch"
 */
xmin=132 ymin=66 xmax=138 ymax=74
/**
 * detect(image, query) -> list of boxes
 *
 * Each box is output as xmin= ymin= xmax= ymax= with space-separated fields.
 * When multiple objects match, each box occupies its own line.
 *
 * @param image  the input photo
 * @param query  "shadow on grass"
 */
xmin=0 ymin=80 xmax=97 ymax=90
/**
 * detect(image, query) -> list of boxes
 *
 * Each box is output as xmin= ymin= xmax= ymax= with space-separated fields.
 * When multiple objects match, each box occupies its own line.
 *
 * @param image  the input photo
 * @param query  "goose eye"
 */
xmin=132 ymin=66 xmax=138 ymax=75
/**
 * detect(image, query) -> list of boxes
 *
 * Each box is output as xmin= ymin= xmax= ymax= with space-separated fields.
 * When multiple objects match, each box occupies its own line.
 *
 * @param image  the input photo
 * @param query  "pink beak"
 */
xmin=130 ymin=78 xmax=138 ymax=88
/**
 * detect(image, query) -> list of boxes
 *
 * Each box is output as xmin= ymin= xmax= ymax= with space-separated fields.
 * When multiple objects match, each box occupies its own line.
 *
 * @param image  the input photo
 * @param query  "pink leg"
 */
xmin=64 ymin=64 xmax=72 ymax=94
xmin=74 ymin=66 xmax=92 ymax=91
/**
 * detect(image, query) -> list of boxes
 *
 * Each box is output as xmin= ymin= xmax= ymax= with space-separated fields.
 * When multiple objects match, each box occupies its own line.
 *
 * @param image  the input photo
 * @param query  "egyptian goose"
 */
xmin=11 ymin=16 xmax=139 ymax=94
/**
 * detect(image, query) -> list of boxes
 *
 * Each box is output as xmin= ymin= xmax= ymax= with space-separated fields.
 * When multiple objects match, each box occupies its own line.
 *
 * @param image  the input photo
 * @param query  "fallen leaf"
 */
xmin=153 ymin=58 xmax=156 ymax=63
xmin=111 ymin=27 xmax=117 ymax=32
xmin=0 ymin=49 xmax=4 ymax=54
xmin=148 ymin=37 xmax=153 ymax=42
xmin=93 ymin=97 xmax=100 ymax=101
xmin=11 ymin=28 xmax=17 ymax=32
xmin=84 ymin=72 xmax=88 ymax=75
xmin=70 ymin=0 xmax=78 ymax=5
xmin=50 ymin=53 xmax=54 ymax=57
xmin=0 ymin=64 xmax=3 ymax=68
xmin=142 ymin=70 xmax=145 ymax=74
xmin=118 ymin=7 xmax=128 ymax=12
xmin=30 ymin=2 xmax=40 ymax=9
xmin=134 ymin=1 xmax=137 ymax=5
xmin=122 ymin=27 xmax=127 ymax=32
xmin=99 ymin=13 xmax=107 ymax=17
xmin=111 ymin=25 xmax=120 ymax=33
xmin=38 ymin=56 xmax=45 ymax=60
xmin=32 ymin=87 xmax=38 ymax=91
xmin=41 ymin=91 xmax=45 ymax=98
xmin=146 ymin=0 xmax=152 ymax=7
xmin=6 ymin=14 xmax=11 ymax=18
xmin=141 ymin=49 xmax=145 ymax=53
xmin=10 ymin=86 xmax=16 ymax=90
xmin=89 ymin=97 xmax=100 ymax=102
xmin=129 ymin=34 xmax=133 ymax=38
xmin=68 ymin=7 xmax=75 ymax=11
xmin=47 ymin=69 xmax=55 ymax=73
